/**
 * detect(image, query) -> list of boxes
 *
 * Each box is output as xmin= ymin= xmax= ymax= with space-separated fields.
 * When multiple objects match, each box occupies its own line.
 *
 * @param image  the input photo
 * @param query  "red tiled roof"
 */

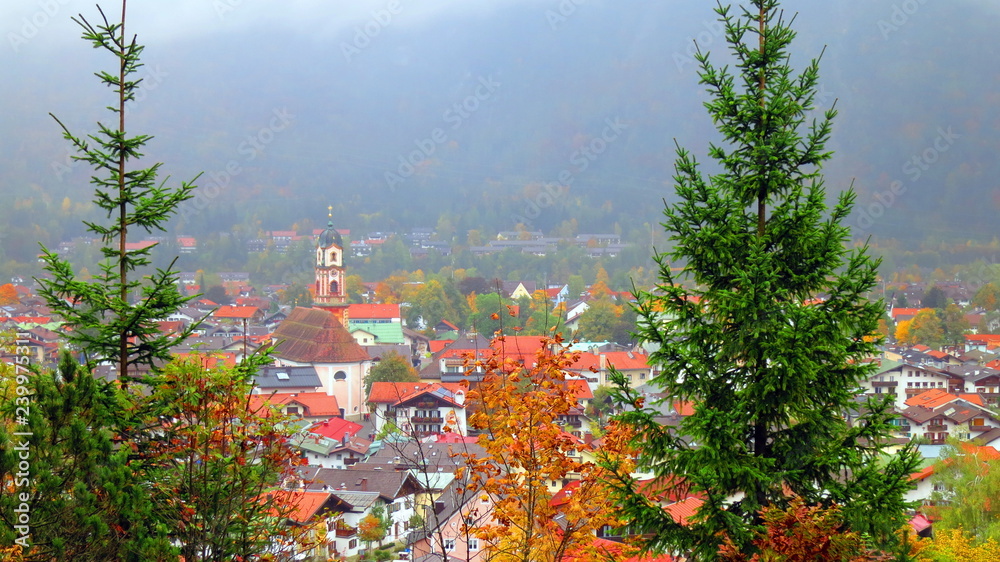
xmin=892 ymin=308 xmax=920 ymax=320
xmin=905 ymin=389 xmax=958 ymax=410
xmin=664 ymin=496 xmax=704 ymax=526
xmin=367 ymin=381 xmax=466 ymax=406
xmin=268 ymin=490 xmax=333 ymax=523
xmin=309 ymin=417 xmax=364 ymax=440
xmin=960 ymin=394 xmax=985 ymax=406
xmin=249 ymin=392 xmax=341 ymax=417
xmin=215 ymin=305 xmax=259 ymax=319
xmin=563 ymin=379 xmax=593 ymax=401
xmin=966 ymin=334 xmax=1000 ymax=343
xmin=124 ymin=240 xmax=157 ymax=251
xmin=429 ymin=339 xmax=456 ymax=353
xmin=271 ymin=307 xmax=369 ymax=364
xmin=176 ymin=236 xmax=196 ymax=247
xmin=156 ymin=320 xmax=185 ymax=335
xmin=672 ymin=401 xmax=696 ymax=416
xmin=347 ymin=303 xmax=400 ymax=320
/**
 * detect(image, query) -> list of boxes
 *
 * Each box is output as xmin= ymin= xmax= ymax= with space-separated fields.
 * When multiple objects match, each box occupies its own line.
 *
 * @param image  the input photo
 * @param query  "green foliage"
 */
xmin=930 ymin=440 xmax=1000 ymax=543
xmin=468 ymin=292 xmax=508 ymax=337
xmin=36 ymin=3 xmax=196 ymax=378
xmin=922 ymin=285 xmax=949 ymax=310
xmin=0 ymin=355 xmax=173 ymax=560
xmin=364 ymin=350 xmax=419 ymax=396
xmin=203 ymin=284 xmax=231 ymax=305
xmin=142 ymin=352 xmax=302 ymax=560
xmin=606 ymin=2 xmax=919 ymax=559
xmin=972 ymin=282 xmax=1000 ymax=312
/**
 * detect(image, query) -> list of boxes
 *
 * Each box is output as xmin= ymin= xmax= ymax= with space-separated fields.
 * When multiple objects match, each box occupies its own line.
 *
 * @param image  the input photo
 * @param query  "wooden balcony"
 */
xmin=334 ymin=526 xmax=357 ymax=538
xmin=871 ymin=380 xmax=898 ymax=387
xmin=926 ymin=424 xmax=947 ymax=432
xmin=411 ymin=416 xmax=443 ymax=424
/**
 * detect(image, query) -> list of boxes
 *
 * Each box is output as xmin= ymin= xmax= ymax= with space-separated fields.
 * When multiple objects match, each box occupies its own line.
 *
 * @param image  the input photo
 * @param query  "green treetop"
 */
xmin=607 ymin=1 xmax=919 ymax=559
xmin=37 ymin=1 xmax=197 ymax=381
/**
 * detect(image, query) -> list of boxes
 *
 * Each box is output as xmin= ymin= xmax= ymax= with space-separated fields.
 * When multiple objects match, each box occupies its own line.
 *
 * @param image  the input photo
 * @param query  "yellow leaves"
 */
xmin=916 ymin=528 xmax=1000 ymax=561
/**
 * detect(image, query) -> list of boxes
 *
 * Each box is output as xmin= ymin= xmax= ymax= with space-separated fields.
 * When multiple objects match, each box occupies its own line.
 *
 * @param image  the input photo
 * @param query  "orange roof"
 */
xmin=664 ymin=496 xmax=704 ymax=526
xmin=263 ymin=490 xmax=334 ymax=523
xmin=960 ymin=443 xmax=1000 ymax=460
xmin=672 ymin=401 xmax=696 ymax=416
xmin=910 ymin=464 xmax=936 ymax=482
xmin=563 ymin=379 xmax=593 ymax=400
xmin=176 ymin=236 xmax=197 ymax=247
xmin=926 ymin=350 xmax=948 ymax=359
xmin=309 ymin=417 xmax=364 ymax=440
xmin=966 ymin=334 xmax=1000 ymax=343
xmin=214 ymin=305 xmax=259 ymax=319
xmin=249 ymin=392 xmax=342 ymax=417
xmin=367 ymin=381 xmax=466 ymax=405
xmin=156 ymin=320 xmax=185 ymax=335
xmin=347 ymin=303 xmax=400 ymax=320
xmin=892 ymin=308 xmax=920 ymax=320
xmin=429 ymin=339 xmax=456 ymax=353
xmin=905 ymin=389 xmax=958 ymax=409
xmin=124 ymin=240 xmax=157 ymax=251
xmin=569 ymin=351 xmax=649 ymax=372
xmin=960 ymin=394 xmax=985 ymax=406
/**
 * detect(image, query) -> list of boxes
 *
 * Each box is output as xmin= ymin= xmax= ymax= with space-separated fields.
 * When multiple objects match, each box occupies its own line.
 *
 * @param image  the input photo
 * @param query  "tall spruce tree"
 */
xmin=37 ymin=0 xmax=197 ymax=381
xmin=607 ymin=1 xmax=919 ymax=559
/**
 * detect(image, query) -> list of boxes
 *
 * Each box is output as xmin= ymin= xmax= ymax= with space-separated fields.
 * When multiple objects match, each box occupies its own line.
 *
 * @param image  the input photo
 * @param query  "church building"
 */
xmin=269 ymin=216 xmax=371 ymax=420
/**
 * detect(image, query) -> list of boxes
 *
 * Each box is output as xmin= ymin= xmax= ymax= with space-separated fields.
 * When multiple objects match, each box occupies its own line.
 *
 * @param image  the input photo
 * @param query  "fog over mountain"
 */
xmin=3 ymin=0 xmax=999 ymax=253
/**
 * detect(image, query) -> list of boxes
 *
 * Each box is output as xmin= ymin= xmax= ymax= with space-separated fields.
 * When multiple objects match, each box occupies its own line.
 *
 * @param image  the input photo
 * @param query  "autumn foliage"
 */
xmin=915 ymin=528 xmax=1000 ymax=562
xmin=459 ymin=334 xmax=638 ymax=562
xmin=718 ymin=497 xmax=880 ymax=561
xmin=0 ymin=284 xmax=18 ymax=306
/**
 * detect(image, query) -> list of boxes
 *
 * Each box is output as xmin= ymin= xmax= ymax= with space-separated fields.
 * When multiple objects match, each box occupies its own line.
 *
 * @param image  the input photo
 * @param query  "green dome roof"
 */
xmin=318 ymin=221 xmax=343 ymax=248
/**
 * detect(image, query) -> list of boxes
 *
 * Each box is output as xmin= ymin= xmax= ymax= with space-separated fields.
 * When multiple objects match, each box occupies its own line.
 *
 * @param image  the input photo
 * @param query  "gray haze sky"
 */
xmin=3 ymin=0 xmax=549 ymax=54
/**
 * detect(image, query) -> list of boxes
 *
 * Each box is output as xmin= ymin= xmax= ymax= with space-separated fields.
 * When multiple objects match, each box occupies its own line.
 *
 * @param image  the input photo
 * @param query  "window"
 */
xmin=286 ymin=406 xmax=299 ymax=414
xmin=348 ymin=539 xmax=357 ymax=549
xmin=444 ymin=539 xmax=456 ymax=551
xmin=468 ymin=538 xmax=479 ymax=551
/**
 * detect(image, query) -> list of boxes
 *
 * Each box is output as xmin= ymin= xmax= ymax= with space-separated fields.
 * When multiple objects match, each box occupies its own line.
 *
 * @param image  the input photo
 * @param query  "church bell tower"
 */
xmin=314 ymin=206 xmax=348 ymax=321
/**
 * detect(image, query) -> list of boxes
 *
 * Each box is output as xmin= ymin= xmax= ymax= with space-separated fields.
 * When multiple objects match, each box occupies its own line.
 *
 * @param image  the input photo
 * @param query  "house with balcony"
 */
xmin=368 ymin=382 xmax=469 ymax=438
xmin=896 ymin=391 xmax=1000 ymax=444
xmin=566 ymin=350 xmax=652 ymax=388
xmin=300 ymin=467 xmax=423 ymax=546
xmin=946 ymin=365 xmax=1000 ymax=407
xmin=861 ymin=360 xmax=955 ymax=410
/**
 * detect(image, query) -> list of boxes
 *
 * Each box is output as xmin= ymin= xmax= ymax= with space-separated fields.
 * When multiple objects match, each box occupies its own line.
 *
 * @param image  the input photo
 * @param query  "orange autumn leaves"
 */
xmin=458 ymin=334 xmax=638 ymax=562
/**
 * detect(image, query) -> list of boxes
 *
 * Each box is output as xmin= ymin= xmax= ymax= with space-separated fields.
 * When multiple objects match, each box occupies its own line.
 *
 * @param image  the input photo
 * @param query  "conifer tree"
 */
xmin=0 ymin=354 xmax=174 ymax=560
xmin=607 ymin=1 xmax=919 ymax=558
xmin=37 ymin=0 xmax=197 ymax=381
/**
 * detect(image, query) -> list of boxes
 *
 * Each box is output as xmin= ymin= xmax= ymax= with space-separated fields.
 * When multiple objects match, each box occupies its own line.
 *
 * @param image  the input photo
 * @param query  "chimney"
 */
xmin=361 ymin=477 xmax=367 ymax=491
xmin=343 ymin=432 xmax=350 ymax=446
